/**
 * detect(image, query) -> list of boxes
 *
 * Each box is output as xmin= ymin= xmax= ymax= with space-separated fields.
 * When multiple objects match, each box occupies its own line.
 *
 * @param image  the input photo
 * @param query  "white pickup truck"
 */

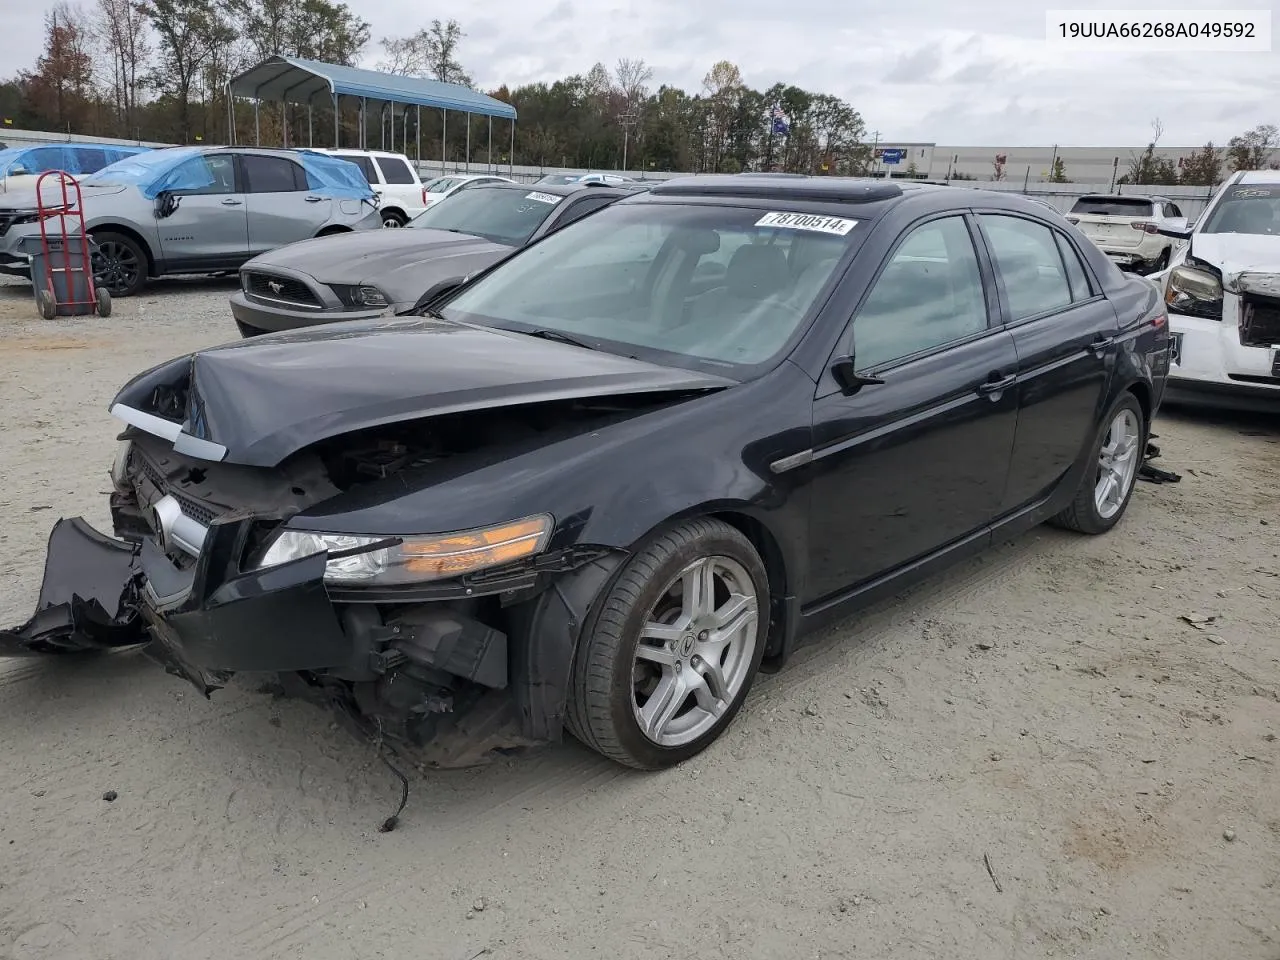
xmin=1066 ymin=194 xmax=1188 ymax=275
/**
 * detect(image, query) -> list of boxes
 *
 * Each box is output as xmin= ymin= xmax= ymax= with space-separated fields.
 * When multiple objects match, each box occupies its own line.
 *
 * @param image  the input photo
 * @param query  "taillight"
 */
xmin=1131 ymin=221 xmax=1158 ymax=234
xmin=422 ymin=186 xmax=428 ymax=204
xmin=1152 ymin=310 xmax=1167 ymax=328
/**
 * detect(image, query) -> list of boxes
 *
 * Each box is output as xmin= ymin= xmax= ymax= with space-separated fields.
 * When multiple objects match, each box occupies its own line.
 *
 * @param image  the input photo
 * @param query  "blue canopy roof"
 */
xmin=228 ymin=56 xmax=516 ymax=121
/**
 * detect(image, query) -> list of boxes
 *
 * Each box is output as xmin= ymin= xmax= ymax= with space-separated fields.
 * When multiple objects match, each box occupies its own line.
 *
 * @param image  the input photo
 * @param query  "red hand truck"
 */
xmin=33 ymin=169 xmax=112 ymax=319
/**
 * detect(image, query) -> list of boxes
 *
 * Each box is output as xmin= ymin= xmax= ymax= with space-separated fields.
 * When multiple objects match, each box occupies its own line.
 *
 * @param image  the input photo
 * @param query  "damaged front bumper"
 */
xmin=3 ymin=501 xmax=621 ymax=768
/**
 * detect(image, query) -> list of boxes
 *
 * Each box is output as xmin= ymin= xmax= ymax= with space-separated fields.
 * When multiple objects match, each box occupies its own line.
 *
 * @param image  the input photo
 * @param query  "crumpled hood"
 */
xmin=1188 ymin=233 xmax=1280 ymax=289
xmin=244 ymin=228 xmax=511 ymax=299
xmin=110 ymin=316 xmax=735 ymax=468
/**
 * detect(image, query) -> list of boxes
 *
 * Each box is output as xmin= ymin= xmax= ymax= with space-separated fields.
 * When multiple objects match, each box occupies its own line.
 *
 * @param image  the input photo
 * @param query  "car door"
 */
xmin=805 ymin=212 xmax=1020 ymax=603
xmin=974 ymin=212 xmax=1120 ymax=513
xmin=153 ymin=152 xmax=248 ymax=270
xmin=242 ymin=153 xmax=332 ymax=255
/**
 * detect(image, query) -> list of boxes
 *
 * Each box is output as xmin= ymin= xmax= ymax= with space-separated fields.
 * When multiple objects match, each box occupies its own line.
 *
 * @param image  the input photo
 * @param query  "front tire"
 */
xmin=91 ymin=231 xmax=147 ymax=296
xmin=1051 ymin=392 xmax=1146 ymax=534
xmin=565 ymin=518 xmax=769 ymax=770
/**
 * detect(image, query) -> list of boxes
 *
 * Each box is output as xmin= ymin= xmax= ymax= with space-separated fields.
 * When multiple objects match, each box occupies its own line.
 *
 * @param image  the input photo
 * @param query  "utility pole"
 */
xmin=620 ymin=109 xmax=639 ymax=173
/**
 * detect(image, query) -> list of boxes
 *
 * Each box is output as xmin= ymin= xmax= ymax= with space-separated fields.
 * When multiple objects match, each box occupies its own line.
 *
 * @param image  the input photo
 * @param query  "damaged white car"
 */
xmin=1156 ymin=170 xmax=1280 ymax=409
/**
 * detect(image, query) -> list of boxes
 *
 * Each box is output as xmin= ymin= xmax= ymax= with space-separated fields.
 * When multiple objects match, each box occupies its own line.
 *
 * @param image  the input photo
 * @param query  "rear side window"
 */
xmin=339 ymin=155 xmax=377 ymax=184
xmin=979 ymin=214 xmax=1073 ymax=320
xmin=242 ymin=155 xmax=307 ymax=192
xmin=375 ymin=156 xmax=416 ymax=185
xmin=1054 ymin=233 xmax=1093 ymax=301
xmin=1069 ymin=196 xmax=1154 ymax=217
xmin=1163 ymin=202 xmax=1183 ymax=218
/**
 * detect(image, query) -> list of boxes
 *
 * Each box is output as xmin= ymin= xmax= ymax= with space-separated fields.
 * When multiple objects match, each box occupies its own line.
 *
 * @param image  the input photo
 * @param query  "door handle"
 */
xmin=976 ymin=373 xmax=1017 ymax=397
xmin=304 ymin=195 xmax=324 ymax=203
xmin=1088 ymin=336 xmax=1115 ymax=357
xmin=221 ymin=198 xmax=242 ymax=206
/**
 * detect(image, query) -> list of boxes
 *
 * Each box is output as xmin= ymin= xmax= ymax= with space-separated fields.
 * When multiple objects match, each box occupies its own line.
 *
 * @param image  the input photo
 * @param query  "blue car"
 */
xmin=0 ymin=142 xmax=152 ymax=195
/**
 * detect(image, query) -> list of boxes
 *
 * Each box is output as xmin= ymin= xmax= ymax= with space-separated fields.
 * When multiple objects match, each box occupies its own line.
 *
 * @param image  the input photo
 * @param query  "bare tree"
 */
xmin=376 ymin=18 xmax=470 ymax=86
xmin=614 ymin=57 xmax=652 ymax=108
xmin=94 ymin=0 xmax=151 ymax=132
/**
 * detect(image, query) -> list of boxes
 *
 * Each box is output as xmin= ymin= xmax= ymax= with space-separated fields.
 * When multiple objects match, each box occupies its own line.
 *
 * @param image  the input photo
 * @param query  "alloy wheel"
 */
xmin=92 ymin=241 xmax=140 ymax=294
xmin=1094 ymin=408 xmax=1141 ymax=519
xmin=631 ymin=555 xmax=760 ymax=747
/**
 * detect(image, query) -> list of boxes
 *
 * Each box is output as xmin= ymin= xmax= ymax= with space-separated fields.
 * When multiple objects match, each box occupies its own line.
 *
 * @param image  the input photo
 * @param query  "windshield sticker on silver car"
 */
xmin=755 ymin=211 xmax=858 ymax=235
xmin=525 ymin=191 xmax=563 ymax=204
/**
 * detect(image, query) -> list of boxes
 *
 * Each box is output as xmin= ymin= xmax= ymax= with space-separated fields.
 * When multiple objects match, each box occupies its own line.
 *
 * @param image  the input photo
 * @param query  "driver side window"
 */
xmin=852 ymin=215 xmax=989 ymax=372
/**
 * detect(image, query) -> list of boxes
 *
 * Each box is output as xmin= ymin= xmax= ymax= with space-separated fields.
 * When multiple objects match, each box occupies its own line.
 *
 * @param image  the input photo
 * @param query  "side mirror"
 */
xmin=154 ymin=191 xmax=182 ymax=219
xmin=830 ymin=355 xmax=885 ymax=394
xmin=8 ymin=165 xmax=28 ymax=177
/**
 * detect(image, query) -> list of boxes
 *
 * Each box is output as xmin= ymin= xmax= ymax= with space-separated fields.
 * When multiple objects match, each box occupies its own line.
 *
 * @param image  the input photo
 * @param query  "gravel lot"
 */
xmin=1 ymin=275 xmax=1278 ymax=960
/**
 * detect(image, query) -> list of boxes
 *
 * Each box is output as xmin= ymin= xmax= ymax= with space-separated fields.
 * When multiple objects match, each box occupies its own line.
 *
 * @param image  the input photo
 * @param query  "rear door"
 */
xmin=242 ymin=153 xmax=332 ymax=255
xmin=154 ymin=152 xmax=248 ymax=270
xmin=804 ymin=212 xmax=1020 ymax=603
xmin=372 ymin=154 xmax=419 ymax=209
xmin=974 ymin=212 xmax=1119 ymax=513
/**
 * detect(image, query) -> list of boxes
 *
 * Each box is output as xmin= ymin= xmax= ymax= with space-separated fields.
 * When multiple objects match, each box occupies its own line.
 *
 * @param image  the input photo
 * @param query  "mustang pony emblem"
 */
xmin=267 ymin=280 xmax=285 ymax=295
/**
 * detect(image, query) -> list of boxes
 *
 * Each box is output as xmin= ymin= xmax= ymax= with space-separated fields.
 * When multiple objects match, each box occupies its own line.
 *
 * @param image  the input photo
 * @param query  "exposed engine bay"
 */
xmin=8 ymin=392 xmax=703 ymax=768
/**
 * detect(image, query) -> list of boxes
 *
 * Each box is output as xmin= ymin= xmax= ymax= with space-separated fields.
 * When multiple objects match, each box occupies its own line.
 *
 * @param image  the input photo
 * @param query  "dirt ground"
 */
xmin=0 ymin=275 xmax=1277 ymax=960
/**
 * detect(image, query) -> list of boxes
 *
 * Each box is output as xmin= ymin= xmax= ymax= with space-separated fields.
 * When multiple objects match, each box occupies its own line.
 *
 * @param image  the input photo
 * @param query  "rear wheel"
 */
xmin=1051 ymin=392 xmax=1146 ymax=534
xmin=381 ymin=209 xmax=407 ymax=227
xmin=565 ymin=518 xmax=768 ymax=769
xmin=91 ymin=231 xmax=147 ymax=296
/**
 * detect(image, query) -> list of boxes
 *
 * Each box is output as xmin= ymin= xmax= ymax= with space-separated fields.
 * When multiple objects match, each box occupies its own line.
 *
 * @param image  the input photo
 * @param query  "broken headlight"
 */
xmin=1165 ymin=263 xmax=1223 ymax=321
xmin=254 ymin=514 xmax=553 ymax=585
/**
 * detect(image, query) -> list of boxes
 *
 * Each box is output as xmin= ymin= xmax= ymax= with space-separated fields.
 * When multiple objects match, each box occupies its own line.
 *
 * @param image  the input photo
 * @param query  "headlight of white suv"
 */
xmin=1165 ymin=263 xmax=1223 ymax=320
xmin=254 ymin=514 xmax=553 ymax=585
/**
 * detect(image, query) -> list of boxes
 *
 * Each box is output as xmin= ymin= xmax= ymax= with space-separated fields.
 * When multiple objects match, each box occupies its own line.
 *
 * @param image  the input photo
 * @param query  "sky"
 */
xmin=3 ymin=0 xmax=1277 ymax=146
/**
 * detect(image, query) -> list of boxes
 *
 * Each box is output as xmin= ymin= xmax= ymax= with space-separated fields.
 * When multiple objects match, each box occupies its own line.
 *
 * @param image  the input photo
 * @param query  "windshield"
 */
xmin=1200 ymin=183 xmax=1280 ymax=236
xmin=437 ymin=202 xmax=860 ymax=375
xmin=408 ymin=186 xmax=563 ymax=245
xmin=423 ymin=176 xmax=461 ymax=193
xmin=1070 ymin=197 xmax=1154 ymax=217
xmin=536 ymin=174 xmax=581 ymax=185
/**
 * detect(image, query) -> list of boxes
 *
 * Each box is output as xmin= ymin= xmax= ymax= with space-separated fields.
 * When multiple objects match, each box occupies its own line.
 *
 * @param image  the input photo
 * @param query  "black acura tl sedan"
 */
xmin=2 ymin=175 xmax=1171 ymax=771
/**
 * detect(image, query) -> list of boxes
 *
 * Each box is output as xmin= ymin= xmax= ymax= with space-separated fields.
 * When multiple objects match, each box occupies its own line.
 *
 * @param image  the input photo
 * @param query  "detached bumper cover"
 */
xmin=0 ymin=518 xmax=146 ymax=655
xmin=1 ymin=514 xmax=350 ymax=693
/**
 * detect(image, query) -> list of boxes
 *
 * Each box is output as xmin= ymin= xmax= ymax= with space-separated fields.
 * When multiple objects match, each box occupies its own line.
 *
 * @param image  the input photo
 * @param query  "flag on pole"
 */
xmin=770 ymin=104 xmax=789 ymax=136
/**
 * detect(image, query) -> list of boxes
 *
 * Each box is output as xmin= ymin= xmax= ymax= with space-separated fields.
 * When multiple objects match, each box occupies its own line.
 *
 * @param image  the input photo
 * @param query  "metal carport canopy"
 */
xmin=228 ymin=55 xmax=517 ymax=120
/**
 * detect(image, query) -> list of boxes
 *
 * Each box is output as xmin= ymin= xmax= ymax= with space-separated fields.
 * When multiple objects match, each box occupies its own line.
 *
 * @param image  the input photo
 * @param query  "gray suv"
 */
xmin=0 ymin=146 xmax=382 ymax=296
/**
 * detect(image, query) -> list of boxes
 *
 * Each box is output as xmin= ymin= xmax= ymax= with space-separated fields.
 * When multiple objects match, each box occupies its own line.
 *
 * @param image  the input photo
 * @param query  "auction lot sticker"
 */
xmin=525 ymin=192 xmax=562 ymax=204
xmin=755 ymin=212 xmax=858 ymax=235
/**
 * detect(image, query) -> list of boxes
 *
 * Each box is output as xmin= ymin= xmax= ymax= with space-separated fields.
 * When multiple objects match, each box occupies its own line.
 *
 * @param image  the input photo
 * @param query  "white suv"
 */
xmin=1157 ymin=170 xmax=1280 ymax=410
xmin=313 ymin=149 xmax=426 ymax=227
xmin=1066 ymin=194 xmax=1188 ymax=274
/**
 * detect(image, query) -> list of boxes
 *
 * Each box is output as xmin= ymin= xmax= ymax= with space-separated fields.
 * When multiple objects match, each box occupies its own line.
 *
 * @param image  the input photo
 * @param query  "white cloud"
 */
xmin=2 ymin=0 xmax=1276 ymax=146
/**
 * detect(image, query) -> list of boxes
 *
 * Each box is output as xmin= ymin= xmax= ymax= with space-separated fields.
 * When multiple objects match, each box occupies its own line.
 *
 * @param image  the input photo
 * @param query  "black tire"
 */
xmin=91 ymin=231 xmax=147 ymax=296
xmin=380 ymin=209 xmax=408 ymax=227
xmin=565 ymin=517 xmax=769 ymax=770
xmin=1151 ymin=249 xmax=1170 ymax=274
xmin=1051 ymin=391 xmax=1146 ymax=535
xmin=95 ymin=287 xmax=112 ymax=317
